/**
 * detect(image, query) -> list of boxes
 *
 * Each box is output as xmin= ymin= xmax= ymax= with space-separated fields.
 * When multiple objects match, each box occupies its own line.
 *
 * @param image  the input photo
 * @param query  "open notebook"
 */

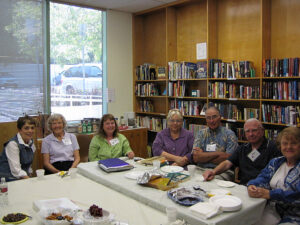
xmin=98 ymin=158 xmax=134 ymax=172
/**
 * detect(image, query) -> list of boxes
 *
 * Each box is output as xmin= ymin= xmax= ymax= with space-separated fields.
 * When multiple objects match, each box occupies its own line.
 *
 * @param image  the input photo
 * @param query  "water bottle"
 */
xmin=0 ymin=177 xmax=8 ymax=206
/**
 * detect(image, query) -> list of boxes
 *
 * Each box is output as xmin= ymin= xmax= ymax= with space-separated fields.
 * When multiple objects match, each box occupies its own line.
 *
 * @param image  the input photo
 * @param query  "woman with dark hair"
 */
xmin=89 ymin=114 xmax=134 ymax=161
xmin=247 ymin=127 xmax=300 ymax=225
xmin=0 ymin=115 xmax=36 ymax=181
xmin=42 ymin=113 xmax=80 ymax=174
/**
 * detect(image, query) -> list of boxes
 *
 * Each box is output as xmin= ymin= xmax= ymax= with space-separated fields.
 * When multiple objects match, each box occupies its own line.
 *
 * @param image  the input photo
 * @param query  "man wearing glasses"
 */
xmin=192 ymin=106 xmax=238 ymax=180
xmin=202 ymin=118 xmax=280 ymax=185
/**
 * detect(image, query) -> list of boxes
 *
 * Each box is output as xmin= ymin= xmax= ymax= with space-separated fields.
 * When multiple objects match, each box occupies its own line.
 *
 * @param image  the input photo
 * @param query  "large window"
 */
xmin=50 ymin=3 xmax=104 ymax=121
xmin=0 ymin=0 xmax=45 ymax=122
xmin=0 ymin=0 xmax=105 ymax=122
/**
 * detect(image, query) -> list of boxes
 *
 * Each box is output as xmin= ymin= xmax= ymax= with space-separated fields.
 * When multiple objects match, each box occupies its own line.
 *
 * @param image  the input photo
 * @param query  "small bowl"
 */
xmin=82 ymin=209 xmax=110 ymax=225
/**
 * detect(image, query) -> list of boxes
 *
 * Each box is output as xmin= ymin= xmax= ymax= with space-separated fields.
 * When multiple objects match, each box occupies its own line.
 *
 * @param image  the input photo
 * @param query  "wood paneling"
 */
xmin=271 ymin=0 xmax=300 ymax=58
xmin=217 ymin=0 xmax=262 ymax=76
xmin=176 ymin=1 xmax=207 ymax=61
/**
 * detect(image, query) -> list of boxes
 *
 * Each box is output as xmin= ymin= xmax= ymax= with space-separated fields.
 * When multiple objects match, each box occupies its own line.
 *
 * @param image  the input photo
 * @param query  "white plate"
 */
xmin=217 ymin=180 xmax=236 ymax=188
xmin=83 ymin=209 xmax=110 ymax=225
xmin=160 ymin=166 xmax=184 ymax=173
xmin=124 ymin=171 xmax=145 ymax=180
xmin=208 ymin=189 xmax=231 ymax=197
xmin=209 ymin=195 xmax=242 ymax=212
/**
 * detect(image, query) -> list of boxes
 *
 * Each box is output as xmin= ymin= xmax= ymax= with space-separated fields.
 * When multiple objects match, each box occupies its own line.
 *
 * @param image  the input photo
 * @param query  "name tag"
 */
xmin=110 ymin=138 xmax=119 ymax=146
xmin=62 ymin=137 xmax=72 ymax=145
xmin=248 ymin=149 xmax=260 ymax=162
xmin=206 ymin=144 xmax=216 ymax=152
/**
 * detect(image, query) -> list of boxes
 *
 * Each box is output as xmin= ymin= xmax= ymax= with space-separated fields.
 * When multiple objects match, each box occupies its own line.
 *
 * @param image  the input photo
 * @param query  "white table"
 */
xmin=1 ymin=173 xmax=167 ymax=225
xmin=78 ymin=161 xmax=267 ymax=225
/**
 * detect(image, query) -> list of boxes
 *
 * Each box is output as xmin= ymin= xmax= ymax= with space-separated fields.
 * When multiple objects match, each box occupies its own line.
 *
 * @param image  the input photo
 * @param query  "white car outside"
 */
xmin=60 ymin=64 xmax=102 ymax=95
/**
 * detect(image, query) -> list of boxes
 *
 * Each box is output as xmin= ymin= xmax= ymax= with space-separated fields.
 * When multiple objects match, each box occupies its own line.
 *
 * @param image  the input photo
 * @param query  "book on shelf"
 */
xmin=98 ymin=158 xmax=134 ymax=172
xmin=135 ymin=83 xmax=160 ymax=96
xmin=189 ymin=124 xmax=207 ymax=137
xmin=262 ymin=81 xmax=300 ymax=100
xmin=263 ymin=58 xmax=300 ymax=77
xmin=157 ymin=66 xmax=166 ymax=79
xmin=136 ymin=116 xmax=167 ymax=132
xmin=170 ymin=100 xmax=202 ymax=116
xmin=209 ymin=59 xmax=255 ymax=78
xmin=262 ymin=104 xmax=299 ymax=125
xmin=196 ymin=61 xmax=207 ymax=78
xmin=136 ymin=63 xmax=157 ymax=80
xmin=168 ymin=61 xmax=198 ymax=80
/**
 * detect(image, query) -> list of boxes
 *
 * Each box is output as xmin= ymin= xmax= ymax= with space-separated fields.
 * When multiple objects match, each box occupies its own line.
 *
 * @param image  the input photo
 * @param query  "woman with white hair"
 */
xmin=152 ymin=109 xmax=194 ymax=166
xmin=42 ymin=113 xmax=80 ymax=174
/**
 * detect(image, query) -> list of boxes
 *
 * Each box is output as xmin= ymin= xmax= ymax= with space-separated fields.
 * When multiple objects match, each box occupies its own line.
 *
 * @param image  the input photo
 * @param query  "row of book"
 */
xmin=262 ymin=104 xmax=299 ymax=125
xmin=168 ymin=81 xmax=186 ymax=97
xmin=262 ymin=81 xmax=300 ymax=100
xmin=135 ymin=83 xmax=162 ymax=96
xmin=136 ymin=63 xmax=157 ymax=80
xmin=208 ymin=82 xmax=260 ymax=99
xmin=263 ymin=58 xmax=300 ymax=77
xmin=139 ymin=100 xmax=154 ymax=113
xmin=212 ymin=103 xmax=259 ymax=121
xmin=136 ymin=116 xmax=167 ymax=132
xmin=170 ymin=100 xmax=203 ymax=116
xmin=209 ymin=59 xmax=255 ymax=78
xmin=188 ymin=124 xmax=207 ymax=138
xmin=168 ymin=61 xmax=207 ymax=80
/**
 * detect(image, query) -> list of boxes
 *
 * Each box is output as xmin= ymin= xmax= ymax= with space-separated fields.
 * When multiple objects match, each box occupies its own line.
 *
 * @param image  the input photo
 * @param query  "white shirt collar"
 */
xmin=17 ymin=133 xmax=33 ymax=147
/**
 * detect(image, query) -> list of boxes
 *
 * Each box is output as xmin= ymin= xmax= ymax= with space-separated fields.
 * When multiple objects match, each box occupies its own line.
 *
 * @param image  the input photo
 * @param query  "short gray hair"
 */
xmin=167 ymin=109 xmax=183 ymax=122
xmin=244 ymin=118 xmax=264 ymax=130
xmin=47 ymin=113 xmax=67 ymax=132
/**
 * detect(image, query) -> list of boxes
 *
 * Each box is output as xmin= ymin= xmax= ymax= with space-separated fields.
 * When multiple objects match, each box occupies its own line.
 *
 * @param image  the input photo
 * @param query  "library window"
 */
xmin=0 ymin=0 xmax=45 ymax=122
xmin=0 ymin=0 xmax=105 ymax=122
xmin=50 ymin=3 xmax=104 ymax=121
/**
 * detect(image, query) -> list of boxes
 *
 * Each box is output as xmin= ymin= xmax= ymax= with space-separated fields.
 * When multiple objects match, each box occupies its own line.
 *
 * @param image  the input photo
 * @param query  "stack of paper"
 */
xmin=98 ymin=158 xmax=134 ymax=172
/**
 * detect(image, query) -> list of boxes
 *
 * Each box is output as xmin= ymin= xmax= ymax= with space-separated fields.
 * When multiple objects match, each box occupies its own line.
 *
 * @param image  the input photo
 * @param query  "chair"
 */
xmin=76 ymin=133 xmax=94 ymax=162
xmin=234 ymin=167 xmax=241 ymax=184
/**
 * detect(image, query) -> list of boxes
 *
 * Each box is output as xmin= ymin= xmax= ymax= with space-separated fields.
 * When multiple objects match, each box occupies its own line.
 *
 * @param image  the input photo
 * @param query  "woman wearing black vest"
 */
xmin=0 ymin=116 xmax=36 ymax=181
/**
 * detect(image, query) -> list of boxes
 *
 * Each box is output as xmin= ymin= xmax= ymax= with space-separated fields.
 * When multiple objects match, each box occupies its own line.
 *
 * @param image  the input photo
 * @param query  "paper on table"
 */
xmin=189 ymin=202 xmax=222 ymax=219
xmin=33 ymin=197 xmax=80 ymax=212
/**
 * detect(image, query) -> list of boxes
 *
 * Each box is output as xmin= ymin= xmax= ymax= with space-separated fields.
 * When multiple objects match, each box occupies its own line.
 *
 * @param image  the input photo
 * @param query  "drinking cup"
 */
xmin=153 ymin=160 xmax=161 ymax=170
xmin=69 ymin=168 xmax=78 ymax=178
xmin=36 ymin=169 xmax=45 ymax=180
xmin=166 ymin=207 xmax=177 ymax=222
xmin=187 ymin=165 xmax=196 ymax=177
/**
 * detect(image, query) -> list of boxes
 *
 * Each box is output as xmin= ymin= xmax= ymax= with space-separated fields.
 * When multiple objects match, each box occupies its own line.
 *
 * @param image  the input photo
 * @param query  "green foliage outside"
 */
xmin=5 ymin=0 xmax=103 ymax=65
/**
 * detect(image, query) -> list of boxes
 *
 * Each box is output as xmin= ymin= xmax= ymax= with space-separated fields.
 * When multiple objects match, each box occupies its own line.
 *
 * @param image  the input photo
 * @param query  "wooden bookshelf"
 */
xmin=133 ymin=0 xmax=300 ymax=140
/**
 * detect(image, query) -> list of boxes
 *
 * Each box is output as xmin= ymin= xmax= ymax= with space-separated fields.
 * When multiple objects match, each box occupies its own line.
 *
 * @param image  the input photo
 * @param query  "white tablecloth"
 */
xmin=78 ymin=161 xmax=267 ymax=225
xmin=1 ymin=173 xmax=167 ymax=225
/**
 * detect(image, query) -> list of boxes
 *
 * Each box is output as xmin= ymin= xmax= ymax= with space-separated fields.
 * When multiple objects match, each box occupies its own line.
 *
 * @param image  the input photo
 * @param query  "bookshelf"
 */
xmin=133 ymin=0 xmax=300 ymax=142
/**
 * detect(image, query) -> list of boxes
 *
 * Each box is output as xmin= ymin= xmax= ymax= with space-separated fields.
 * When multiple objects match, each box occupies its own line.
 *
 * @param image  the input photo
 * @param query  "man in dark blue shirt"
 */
xmin=202 ymin=118 xmax=281 ymax=185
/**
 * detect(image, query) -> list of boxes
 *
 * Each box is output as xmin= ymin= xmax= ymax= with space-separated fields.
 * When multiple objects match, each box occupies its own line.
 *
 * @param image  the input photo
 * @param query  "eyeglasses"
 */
xmin=205 ymin=115 xmax=219 ymax=121
xmin=169 ymin=119 xmax=183 ymax=123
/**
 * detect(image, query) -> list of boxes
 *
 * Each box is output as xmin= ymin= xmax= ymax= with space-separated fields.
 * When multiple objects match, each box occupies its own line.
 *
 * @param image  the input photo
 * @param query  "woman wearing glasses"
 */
xmin=152 ymin=109 xmax=194 ymax=166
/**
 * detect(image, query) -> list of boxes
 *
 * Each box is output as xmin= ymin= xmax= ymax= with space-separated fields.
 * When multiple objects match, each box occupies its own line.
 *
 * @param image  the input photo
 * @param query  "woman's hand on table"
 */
xmin=248 ymin=185 xmax=270 ymax=199
xmin=174 ymin=156 xmax=188 ymax=167
xmin=127 ymin=151 xmax=135 ymax=159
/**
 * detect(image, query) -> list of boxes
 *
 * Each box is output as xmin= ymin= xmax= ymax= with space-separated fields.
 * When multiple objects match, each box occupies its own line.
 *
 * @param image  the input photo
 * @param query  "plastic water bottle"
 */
xmin=0 ymin=177 xmax=8 ymax=206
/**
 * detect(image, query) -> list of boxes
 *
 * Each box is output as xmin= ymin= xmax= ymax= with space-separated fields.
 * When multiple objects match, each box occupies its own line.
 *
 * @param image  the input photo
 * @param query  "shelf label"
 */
xmin=229 ymin=98 xmax=238 ymax=101
xmin=227 ymin=78 xmax=237 ymax=80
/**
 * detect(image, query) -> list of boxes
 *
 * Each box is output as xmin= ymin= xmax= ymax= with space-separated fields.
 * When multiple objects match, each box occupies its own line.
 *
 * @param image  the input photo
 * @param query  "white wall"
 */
xmin=106 ymin=10 xmax=133 ymax=119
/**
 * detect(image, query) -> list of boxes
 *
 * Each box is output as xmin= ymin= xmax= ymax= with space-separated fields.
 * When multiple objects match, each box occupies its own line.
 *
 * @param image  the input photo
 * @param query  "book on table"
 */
xmin=98 ymin=158 xmax=134 ymax=172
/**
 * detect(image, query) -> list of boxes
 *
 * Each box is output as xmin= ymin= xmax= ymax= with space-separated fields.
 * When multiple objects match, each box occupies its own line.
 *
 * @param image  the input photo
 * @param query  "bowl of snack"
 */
xmin=43 ymin=212 xmax=73 ymax=225
xmin=82 ymin=204 xmax=110 ymax=225
xmin=0 ymin=213 xmax=29 ymax=224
